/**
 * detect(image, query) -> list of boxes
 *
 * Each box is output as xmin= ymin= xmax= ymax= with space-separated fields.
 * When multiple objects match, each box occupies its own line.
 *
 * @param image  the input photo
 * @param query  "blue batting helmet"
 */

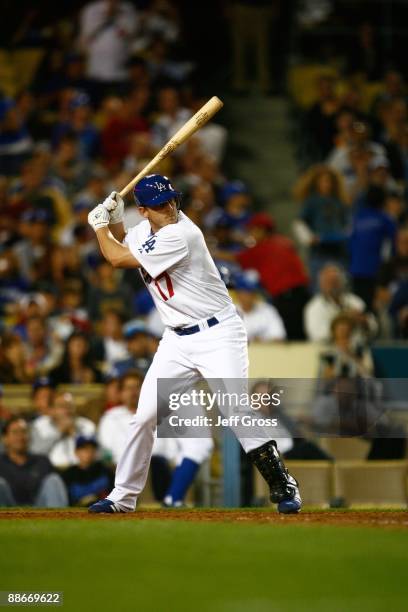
xmin=133 ymin=174 xmax=182 ymax=208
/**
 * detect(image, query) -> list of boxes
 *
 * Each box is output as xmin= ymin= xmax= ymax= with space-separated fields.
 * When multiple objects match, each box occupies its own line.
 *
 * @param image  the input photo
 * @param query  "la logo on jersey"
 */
xmin=140 ymin=236 xmax=156 ymax=253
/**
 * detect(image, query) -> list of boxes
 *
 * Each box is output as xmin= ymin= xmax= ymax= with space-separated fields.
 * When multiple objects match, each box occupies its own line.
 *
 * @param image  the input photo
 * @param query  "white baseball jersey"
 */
xmin=239 ymin=301 xmax=286 ymax=342
xmin=125 ymin=211 xmax=232 ymax=327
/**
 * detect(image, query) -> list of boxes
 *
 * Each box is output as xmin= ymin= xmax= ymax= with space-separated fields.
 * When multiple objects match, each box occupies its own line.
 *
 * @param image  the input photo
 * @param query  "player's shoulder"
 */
xmin=157 ymin=212 xmax=197 ymax=242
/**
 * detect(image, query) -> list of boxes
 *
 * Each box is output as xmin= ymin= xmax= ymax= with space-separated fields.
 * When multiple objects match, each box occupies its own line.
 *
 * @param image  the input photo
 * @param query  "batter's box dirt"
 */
xmin=0 ymin=509 xmax=407 ymax=528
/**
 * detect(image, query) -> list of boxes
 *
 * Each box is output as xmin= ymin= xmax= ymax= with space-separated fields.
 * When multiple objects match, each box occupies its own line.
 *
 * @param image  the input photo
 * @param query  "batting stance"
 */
xmin=87 ymin=175 xmax=301 ymax=513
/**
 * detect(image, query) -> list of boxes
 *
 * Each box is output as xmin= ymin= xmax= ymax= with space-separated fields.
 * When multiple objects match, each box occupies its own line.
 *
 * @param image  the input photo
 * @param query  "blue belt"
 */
xmin=173 ymin=316 xmax=219 ymax=336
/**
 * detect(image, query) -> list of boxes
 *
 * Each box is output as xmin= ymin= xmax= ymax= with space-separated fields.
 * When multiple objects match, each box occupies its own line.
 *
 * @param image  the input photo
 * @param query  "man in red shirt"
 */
xmin=220 ymin=213 xmax=310 ymax=339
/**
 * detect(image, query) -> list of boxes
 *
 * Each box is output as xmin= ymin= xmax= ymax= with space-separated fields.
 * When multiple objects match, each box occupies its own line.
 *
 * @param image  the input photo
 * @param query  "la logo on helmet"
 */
xmin=155 ymin=182 xmax=167 ymax=192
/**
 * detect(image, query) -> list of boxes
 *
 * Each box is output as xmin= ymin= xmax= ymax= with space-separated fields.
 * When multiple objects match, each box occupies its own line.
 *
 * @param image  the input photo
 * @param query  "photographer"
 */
xmin=313 ymin=315 xmax=406 ymax=458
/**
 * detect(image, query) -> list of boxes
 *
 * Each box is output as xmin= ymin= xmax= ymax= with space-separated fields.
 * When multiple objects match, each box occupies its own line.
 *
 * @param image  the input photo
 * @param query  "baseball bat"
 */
xmin=119 ymin=96 xmax=223 ymax=198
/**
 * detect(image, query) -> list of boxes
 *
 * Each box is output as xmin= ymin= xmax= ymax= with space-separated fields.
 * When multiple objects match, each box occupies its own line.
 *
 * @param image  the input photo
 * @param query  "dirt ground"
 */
xmin=0 ymin=509 xmax=407 ymax=528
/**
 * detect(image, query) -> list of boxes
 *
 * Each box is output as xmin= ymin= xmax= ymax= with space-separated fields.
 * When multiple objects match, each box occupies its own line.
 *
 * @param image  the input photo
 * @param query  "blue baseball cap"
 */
xmin=221 ymin=181 xmax=249 ymax=202
xmin=123 ymin=319 xmax=148 ymax=339
xmin=21 ymin=209 xmax=50 ymax=223
xmin=69 ymin=92 xmax=90 ymax=110
xmin=32 ymin=376 xmax=55 ymax=392
xmin=76 ymin=436 xmax=98 ymax=449
xmin=234 ymin=273 xmax=260 ymax=292
xmin=134 ymin=174 xmax=182 ymax=208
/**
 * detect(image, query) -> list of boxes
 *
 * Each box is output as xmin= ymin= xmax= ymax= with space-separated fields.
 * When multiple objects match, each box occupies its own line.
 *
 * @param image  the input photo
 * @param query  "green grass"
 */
xmin=1 ymin=516 xmax=407 ymax=612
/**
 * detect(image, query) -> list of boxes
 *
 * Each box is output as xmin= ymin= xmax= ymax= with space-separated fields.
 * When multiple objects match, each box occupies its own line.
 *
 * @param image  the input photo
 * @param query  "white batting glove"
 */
xmin=88 ymin=204 xmax=110 ymax=232
xmin=102 ymin=191 xmax=124 ymax=225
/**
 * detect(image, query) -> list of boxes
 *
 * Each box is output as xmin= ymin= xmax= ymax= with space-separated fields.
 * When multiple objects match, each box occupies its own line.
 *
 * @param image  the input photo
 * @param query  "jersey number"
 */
xmin=154 ymin=272 xmax=174 ymax=301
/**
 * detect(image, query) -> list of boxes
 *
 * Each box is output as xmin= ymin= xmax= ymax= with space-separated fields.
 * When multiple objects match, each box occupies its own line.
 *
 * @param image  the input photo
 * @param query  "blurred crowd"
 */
xmin=1 ymin=2 xmax=408 ymax=508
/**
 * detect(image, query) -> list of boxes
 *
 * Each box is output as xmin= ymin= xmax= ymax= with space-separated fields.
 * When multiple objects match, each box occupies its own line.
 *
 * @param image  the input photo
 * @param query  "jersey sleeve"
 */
xmin=125 ymin=225 xmax=189 ymax=279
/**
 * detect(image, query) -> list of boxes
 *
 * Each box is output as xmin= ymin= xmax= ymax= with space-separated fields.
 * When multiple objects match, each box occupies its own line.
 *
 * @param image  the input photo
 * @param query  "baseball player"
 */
xmin=87 ymin=174 xmax=301 ymax=513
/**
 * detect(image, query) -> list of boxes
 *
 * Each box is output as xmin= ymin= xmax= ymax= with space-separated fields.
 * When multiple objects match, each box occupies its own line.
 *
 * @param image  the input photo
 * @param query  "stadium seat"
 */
xmin=335 ymin=460 xmax=408 ymax=507
xmin=286 ymin=461 xmax=334 ymax=506
xmin=320 ymin=437 xmax=370 ymax=460
xmin=254 ymin=460 xmax=334 ymax=507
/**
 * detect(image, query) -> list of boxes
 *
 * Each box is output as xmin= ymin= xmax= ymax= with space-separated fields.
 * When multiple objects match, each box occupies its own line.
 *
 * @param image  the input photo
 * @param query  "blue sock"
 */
xmin=165 ymin=458 xmax=200 ymax=504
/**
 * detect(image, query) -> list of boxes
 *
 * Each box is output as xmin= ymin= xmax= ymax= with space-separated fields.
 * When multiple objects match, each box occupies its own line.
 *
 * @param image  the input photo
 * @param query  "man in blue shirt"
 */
xmin=350 ymin=185 xmax=396 ymax=308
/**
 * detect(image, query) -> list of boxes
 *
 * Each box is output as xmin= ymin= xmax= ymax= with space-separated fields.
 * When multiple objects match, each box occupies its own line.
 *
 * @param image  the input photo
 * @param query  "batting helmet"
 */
xmin=133 ymin=174 xmax=182 ymax=208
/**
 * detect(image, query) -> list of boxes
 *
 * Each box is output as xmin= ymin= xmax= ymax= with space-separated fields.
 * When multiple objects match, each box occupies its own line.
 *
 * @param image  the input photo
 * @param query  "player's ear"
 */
xmin=139 ymin=206 xmax=148 ymax=219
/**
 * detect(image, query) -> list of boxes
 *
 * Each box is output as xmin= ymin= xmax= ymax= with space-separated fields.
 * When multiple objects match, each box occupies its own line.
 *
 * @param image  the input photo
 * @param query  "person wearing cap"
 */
xmin=52 ymin=91 xmax=99 ymax=161
xmin=112 ymin=320 xmax=152 ymax=376
xmin=13 ymin=208 xmax=56 ymax=287
xmin=0 ymin=416 xmax=68 ymax=507
xmin=62 ymin=436 xmax=113 ymax=507
xmin=212 ymin=181 xmax=252 ymax=237
xmin=233 ymin=273 xmax=286 ymax=342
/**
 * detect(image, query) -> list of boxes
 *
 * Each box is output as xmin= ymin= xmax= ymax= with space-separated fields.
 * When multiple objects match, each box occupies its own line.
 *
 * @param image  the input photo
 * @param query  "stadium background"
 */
xmin=0 ymin=2 xmax=408 ymax=506
xmin=1 ymin=2 xmax=408 ymax=610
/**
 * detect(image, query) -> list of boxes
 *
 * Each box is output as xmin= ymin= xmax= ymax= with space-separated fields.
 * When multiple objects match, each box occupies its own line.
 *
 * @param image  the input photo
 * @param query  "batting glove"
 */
xmin=102 ymin=191 xmax=124 ymax=225
xmin=88 ymin=204 xmax=110 ymax=232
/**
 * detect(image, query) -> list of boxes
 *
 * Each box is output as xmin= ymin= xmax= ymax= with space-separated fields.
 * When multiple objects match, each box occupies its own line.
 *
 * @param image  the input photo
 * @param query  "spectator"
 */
xmin=98 ymin=370 xmax=143 ymax=463
xmin=30 ymin=391 xmax=96 ymax=468
xmin=313 ymin=316 xmax=406 ymax=459
xmin=234 ymin=273 xmax=286 ymax=342
xmin=51 ymin=133 xmax=91 ymax=196
xmin=51 ymin=331 xmax=101 ymax=384
xmin=0 ymin=387 xmax=11 ymax=451
xmin=328 ymin=121 xmax=387 ymax=201
xmin=0 ymin=98 xmax=33 ymax=176
xmin=113 ymin=320 xmax=152 ymax=376
xmin=52 ymin=92 xmax=99 ymax=160
xmin=132 ymin=0 xmax=180 ymax=54
xmin=78 ymin=0 xmax=139 ymax=99
xmin=0 ymin=331 xmax=29 ymax=383
xmin=87 ymin=261 xmax=134 ymax=321
xmin=376 ymin=227 xmax=408 ymax=325
xmin=23 ymin=316 xmax=63 ymax=380
xmin=62 ymin=436 xmax=113 ymax=506
xmin=0 ymin=416 xmax=68 ymax=507
xmin=350 ymin=185 xmax=397 ymax=309
xmin=293 ymin=164 xmax=350 ymax=288
xmin=93 ymin=309 xmax=129 ymax=372
xmin=145 ymin=37 xmax=193 ymax=85
xmin=13 ymin=209 xmax=57 ymax=288
xmin=31 ymin=377 xmax=56 ymax=417
xmin=230 ymin=213 xmax=309 ymax=339
xmin=305 ymin=75 xmax=340 ymax=161
xmin=304 ymin=264 xmax=377 ymax=343
xmin=152 ymin=86 xmax=191 ymax=148
xmin=189 ymin=97 xmax=227 ymax=163
xmin=216 ymin=181 xmax=252 ymax=235
xmin=101 ymin=86 xmax=150 ymax=170
xmin=373 ymin=70 xmax=406 ymax=112
xmin=103 ymin=375 xmax=121 ymax=411
xmin=346 ymin=22 xmax=383 ymax=81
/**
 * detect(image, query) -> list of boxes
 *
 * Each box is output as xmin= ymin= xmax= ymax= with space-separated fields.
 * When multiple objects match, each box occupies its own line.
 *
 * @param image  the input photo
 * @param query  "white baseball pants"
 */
xmin=108 ymin=304 xmax=268 ymax=511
